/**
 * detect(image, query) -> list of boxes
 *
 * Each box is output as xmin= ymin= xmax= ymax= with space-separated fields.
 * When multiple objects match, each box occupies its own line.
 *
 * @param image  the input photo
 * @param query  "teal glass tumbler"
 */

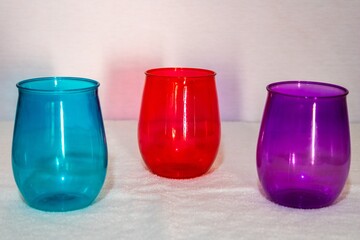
xmin=12 ymin=77 xmax=107 ymax=212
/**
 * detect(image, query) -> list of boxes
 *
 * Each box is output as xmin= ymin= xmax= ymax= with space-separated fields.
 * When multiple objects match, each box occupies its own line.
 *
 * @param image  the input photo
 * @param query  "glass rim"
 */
xmin=145 ymin=67 xmax=216 ymax=78
xmin=267 ymin=81 xmax=349 ymax=99
xmin=16 ymin=76 xmax=100 ymax=93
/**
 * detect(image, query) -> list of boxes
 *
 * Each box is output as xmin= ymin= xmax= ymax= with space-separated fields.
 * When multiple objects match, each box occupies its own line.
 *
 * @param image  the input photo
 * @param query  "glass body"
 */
xmin=138 ymin=68 xmax=221 ymax=179
xmin=12 ymin=77 xmax=107 ymax=212
xmin=257 ymin=81 xmax=350 ymax=209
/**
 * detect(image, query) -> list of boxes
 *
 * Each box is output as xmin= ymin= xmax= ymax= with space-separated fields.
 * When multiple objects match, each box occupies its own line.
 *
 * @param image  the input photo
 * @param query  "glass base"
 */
xmin=268 ymin=189 xmax=335 ymax=209
xmin=27 ymin=192 xmax=93 ymax=212
xmin=148 ymin=163 xmax=210 ymax=179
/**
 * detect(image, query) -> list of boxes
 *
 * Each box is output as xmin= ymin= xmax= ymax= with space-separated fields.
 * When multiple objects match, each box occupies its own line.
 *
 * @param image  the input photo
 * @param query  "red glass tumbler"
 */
xmin=138 ymin=68 xmax=221 ymax=179
xmin=257 ymin=81 xmax=350 ymax=209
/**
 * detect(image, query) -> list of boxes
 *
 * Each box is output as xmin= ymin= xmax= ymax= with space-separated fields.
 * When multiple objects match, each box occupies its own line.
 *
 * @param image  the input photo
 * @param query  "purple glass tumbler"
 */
xmin=257 ymin=81 xmax=350 ymax=209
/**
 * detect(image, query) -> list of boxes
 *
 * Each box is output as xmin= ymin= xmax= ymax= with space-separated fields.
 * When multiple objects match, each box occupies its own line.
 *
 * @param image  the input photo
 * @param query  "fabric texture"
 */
xmin=1 ymin=121 xmax=359 ymax=240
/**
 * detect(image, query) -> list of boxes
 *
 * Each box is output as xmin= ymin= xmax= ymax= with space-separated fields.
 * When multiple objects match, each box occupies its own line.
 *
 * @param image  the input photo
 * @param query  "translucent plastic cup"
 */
xmin=257 ymin=81 xmax=350 ymax=209
xmin=138 ymin=68 xmax=221 ymax=179
xmin=12 ymin=77 xmax=107 ymax=211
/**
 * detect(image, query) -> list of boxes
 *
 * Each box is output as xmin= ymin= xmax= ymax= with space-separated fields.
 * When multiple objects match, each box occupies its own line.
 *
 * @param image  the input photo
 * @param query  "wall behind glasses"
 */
xmin=1 ymin=0 xmax=359 ymax=121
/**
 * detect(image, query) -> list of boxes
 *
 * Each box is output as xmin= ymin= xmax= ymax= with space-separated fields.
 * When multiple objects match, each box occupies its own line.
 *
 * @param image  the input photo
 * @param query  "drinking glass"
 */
xmin=138 ymin=68 xmax=221 ymax=179
xmin=12 ymin=77 xmax=107 ymax=212
xmin=257 ymin=81 xmax=350 ymax=209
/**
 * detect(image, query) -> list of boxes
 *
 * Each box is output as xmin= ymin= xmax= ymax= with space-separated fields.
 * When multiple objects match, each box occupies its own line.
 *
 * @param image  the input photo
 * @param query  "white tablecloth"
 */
xmin=1 ymin=121 xmax=359 ymax=240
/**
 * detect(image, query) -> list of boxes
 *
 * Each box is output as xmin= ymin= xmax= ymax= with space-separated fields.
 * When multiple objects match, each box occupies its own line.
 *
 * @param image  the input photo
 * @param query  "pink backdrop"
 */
xmin=1 ymin=0 xmax=359 ymax=121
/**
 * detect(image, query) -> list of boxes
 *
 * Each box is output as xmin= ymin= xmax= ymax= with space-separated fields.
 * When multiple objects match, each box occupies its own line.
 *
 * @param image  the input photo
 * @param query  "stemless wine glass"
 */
xmin=138 ymin=68 xmax=221 ymax=179
xmin=257 ymin=81 xmax=350 ymax=209
xmin=12 ymin=77 xmax=107 ymax=212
